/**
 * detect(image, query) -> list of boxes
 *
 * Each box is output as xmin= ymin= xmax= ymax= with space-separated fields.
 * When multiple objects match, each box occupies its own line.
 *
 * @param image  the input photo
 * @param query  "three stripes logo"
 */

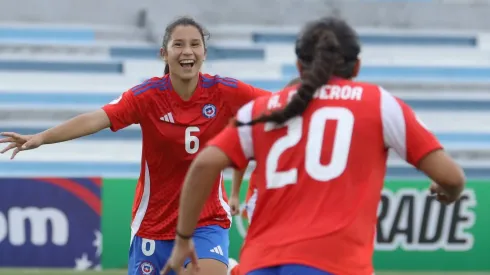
xmin=160 ymin=112 xmax=175 ymax=123
xmin=210 ymin=245 xmax=224 ymax=256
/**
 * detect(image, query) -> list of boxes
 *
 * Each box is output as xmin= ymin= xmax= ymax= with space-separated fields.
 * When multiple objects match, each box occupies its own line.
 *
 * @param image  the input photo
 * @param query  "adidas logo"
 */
xmin=160 ymin=112 xmax=175 ymax=123
xmin=210 ymin=245 xmax=224 ymax=256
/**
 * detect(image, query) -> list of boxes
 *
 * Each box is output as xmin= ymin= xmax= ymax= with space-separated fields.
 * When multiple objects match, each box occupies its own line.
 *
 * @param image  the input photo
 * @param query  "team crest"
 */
xmin=140 ymin=261 xmax=155 ymax=275
xmin=202 ymin=104 xmax=217 ymax=118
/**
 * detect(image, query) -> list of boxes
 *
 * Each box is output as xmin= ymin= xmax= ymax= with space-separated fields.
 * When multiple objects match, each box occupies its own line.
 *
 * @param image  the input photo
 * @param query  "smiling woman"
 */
xmin=161 ymin=17 xmax=208 ymax=74
xmin=0 ymin=15 xmax=271 ymax=275
xmin=160 ymin=17 xmax=210 ymax=101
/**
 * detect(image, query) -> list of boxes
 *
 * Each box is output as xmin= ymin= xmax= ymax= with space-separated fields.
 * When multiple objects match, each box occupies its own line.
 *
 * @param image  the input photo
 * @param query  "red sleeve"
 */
xmin=380 ymin=87 xmax=443 ymax=166
xmin=102 ymin=91 xmax=141 ymax=132
xmin=207 ymin=126 xmax=249 ymax=170
xmin=402 ymin=99 xmax=442 ymax=165
xmin=219 ymin=77 xmax=270 ymax=114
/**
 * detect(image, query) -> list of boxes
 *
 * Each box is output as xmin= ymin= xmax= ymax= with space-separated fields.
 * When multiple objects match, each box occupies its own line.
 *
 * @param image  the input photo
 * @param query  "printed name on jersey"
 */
xmin=313 ymin=84 xmax=363 ymax=101
xmin=139 ymin=261 xmax=155 ymax=275
xmin=202 ymin=104 xmax=217 ymax=118
xmin=266 ymin=85 xmax=363 ymax=111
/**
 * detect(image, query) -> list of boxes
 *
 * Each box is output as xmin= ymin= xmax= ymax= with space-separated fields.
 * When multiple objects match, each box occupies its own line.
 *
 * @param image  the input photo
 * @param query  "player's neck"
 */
xmin=169 ymin=74 xmax=199 ymax=101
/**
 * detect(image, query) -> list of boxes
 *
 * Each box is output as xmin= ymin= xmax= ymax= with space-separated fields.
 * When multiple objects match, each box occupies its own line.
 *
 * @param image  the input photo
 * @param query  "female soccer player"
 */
xmin=162 ymin=16 xmax=466 ymax=275
xmin=227 ymin=76 xmax=302 ymax=275
xmin=229 ymin=76 xmax=302 ymax=220
xmin=0 ymin=16 xmax=270 ymax=275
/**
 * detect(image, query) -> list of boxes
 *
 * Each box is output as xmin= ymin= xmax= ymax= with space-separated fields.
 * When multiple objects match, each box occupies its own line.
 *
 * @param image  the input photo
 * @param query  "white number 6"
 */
xmin=185 ymin=126 xmax=200 ymax=154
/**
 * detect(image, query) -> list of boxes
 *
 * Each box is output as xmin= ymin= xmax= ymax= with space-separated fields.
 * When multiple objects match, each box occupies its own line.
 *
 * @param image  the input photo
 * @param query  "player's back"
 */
xmin=240 ymin=77 xmax=392 ymax=274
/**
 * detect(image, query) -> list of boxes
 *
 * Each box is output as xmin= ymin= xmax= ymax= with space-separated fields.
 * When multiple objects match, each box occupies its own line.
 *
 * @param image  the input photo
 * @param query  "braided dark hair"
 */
xmin=237 ymin=17 xmax=360 ymax=126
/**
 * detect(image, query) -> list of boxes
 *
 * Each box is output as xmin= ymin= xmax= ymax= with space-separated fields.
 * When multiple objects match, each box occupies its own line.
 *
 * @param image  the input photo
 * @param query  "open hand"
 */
xmin=161 ymin=237 xmax=199 ymax=275
xmin=0 ymin=132 xmax=43 ymax=159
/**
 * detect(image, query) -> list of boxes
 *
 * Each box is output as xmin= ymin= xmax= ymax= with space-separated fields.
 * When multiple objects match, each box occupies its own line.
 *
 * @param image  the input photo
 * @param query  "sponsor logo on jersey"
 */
xmin=202 ymin=104 xmax=217 ymax=119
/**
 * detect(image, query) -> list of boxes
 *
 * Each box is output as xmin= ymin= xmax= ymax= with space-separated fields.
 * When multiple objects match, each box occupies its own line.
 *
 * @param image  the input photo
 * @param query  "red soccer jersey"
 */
xmin=207 ymin=77 xmax=442 ymax=275
xmin=245 ymin=180 xmax=257 ymax=204
xmin=102 ymin=73 xmax=269 ymax=240
xmin=245 ymin=167 xmax=257 ymax=203
xmin=244 ymin=169 xmax=258 ymax=221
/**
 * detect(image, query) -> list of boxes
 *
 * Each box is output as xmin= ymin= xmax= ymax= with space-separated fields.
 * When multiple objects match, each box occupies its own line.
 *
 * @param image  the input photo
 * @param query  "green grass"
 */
xmin=0 ymin=270 xmax=488 ymax=275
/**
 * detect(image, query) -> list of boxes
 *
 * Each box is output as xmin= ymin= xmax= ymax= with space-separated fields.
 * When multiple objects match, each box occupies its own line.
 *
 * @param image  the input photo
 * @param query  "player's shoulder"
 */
xmin=237 ymin=87 xmax=287 ymax=118
xmin=201 ymin=73 xmax=242 ymax=91
xmin=348 ymin=79 xmax=401 ymax=105
xmin=128 ymin=76 xmax=170 ymax=97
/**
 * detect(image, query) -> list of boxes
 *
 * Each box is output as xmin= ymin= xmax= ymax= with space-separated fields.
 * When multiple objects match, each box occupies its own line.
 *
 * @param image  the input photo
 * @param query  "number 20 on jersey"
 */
xmin=266 ymin=107 xmax=354 ymax=189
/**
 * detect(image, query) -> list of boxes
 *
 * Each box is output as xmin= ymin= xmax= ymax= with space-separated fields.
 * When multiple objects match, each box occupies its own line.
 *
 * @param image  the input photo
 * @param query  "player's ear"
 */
xmin=203 ymin=48 xmax=207 ymax=62
xmin=352 ymin=58 xmax=361 ymax=78
xmin=160 ymin=47 xmax=167 ymax=62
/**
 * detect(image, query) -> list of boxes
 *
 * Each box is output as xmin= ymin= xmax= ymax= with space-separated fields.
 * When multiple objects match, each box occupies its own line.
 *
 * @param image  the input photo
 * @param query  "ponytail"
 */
xmin=164 ymin=64 xmax=170 ymax=75
xmin=237 ymin=29 xmax=342 ymax=127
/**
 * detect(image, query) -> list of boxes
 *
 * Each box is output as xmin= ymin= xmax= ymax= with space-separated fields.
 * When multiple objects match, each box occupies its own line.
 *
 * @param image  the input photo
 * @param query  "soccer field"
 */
xmin=0 ymin=270 xmax=488 ymax=275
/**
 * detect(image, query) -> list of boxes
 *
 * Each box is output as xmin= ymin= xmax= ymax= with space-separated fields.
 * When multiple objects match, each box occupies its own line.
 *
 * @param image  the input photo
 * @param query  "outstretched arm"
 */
xmin=1 ymin=87 xmax=143 ymax=159
xmin=380 ymin=87 xmax=465 ymax=204
xmin=0 ymin=109 xmax=111 ymax=159
xmin=41 ymin=109 xmax=111 ymax=144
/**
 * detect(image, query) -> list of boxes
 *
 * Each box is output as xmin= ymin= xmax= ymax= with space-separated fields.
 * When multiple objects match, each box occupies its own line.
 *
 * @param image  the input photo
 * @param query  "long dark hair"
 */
xmin=161 ymin=16 xmax=210 ymax=75
xmin=236 ymin=17 xmax=360 ymax=126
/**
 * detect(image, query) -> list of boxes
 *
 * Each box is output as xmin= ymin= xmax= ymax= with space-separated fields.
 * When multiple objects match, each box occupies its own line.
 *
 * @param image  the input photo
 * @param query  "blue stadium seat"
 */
xmin=282 ymin=65 xmax=490 ymax=80
xmin=0 ymin=91 xmax=118 ymax=105
xmin=0 ymin=27 xmax=95 ymax=42
xmin=252 ymin=33 xmax=477 ymax=46
xmin=2 ymin=91 xmax=490 ymax=111
xmin=1 ymin=157 xmax=488 ymax=178
xmin=0 ymin=60 xmax=123 ymax=73
xmin=110 ymin=46 xmax=265 ymax=60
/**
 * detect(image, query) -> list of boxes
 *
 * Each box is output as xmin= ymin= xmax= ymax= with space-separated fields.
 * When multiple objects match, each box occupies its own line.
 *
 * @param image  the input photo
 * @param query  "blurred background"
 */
xmin=0 ymin=0 xmax=490 ymax=274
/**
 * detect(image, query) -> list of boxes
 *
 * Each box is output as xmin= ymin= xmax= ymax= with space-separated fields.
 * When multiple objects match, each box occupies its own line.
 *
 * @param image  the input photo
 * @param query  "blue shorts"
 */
xmin=128 ymin=225 xmax=229 ymax=275
xmin=247 ymin=264 xmax=334 ymax=275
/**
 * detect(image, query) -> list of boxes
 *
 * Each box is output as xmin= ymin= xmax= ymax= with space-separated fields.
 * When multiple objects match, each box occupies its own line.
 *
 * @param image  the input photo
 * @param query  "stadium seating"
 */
xmin=0 ymin=24 xmax=489 ymax=177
